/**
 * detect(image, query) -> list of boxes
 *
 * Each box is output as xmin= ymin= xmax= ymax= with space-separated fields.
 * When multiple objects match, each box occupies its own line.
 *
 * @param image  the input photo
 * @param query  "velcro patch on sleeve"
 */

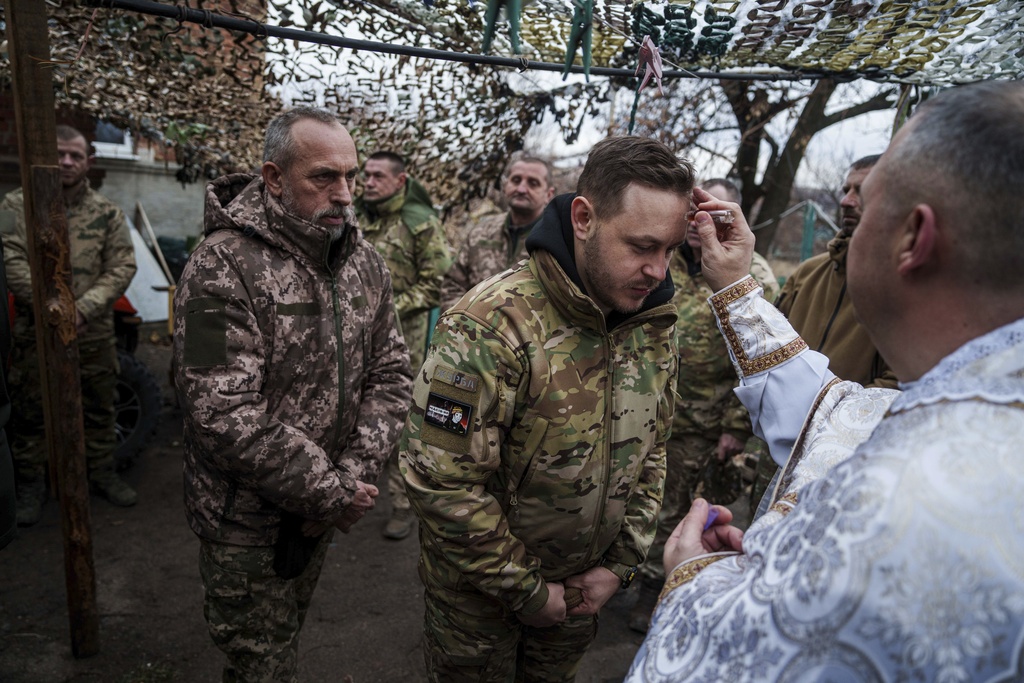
xmin=0 ymin=210 xmax=17 ymax=235
xmin=419 ymin=366 xmax=482 ymax=453
xmin=424 ymin=393 xmax=473 ymax=436
xmin=183 ymin=297 xmax=227 ymax=367
xmin=276 ymin=301 xmax=319 ymax=315
xmin=432 ymin=365 xmax=481 ymax=393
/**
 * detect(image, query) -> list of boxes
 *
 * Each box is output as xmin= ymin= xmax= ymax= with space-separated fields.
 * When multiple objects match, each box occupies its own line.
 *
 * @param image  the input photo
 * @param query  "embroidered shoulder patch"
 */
xmin=424 ymin=392 xmax=473 ymax=436
xmin=433 ymin=365 xmax=480 ymax=393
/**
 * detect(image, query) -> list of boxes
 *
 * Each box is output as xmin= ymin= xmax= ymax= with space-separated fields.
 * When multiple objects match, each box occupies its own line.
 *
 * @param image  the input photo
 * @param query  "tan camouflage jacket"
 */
xmin=401 ymin=194 xmax=676 ymax=615
xmin=671 ymin=247 xmax=779 ymax=440
xmin=0 ymin=182 xmax=137 ymax=345
xmin=174 ymin=174 xmax=413 ymax=545
xmin=775 ymin=234 xmax=898 ymax=388
xmin=440 ymin=212 xmax=538 ymax=310
xmin=355 ymin=180 xmax=452 ymax=370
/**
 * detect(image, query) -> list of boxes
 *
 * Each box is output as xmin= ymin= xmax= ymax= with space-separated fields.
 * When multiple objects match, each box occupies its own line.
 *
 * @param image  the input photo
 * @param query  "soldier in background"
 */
xmin=402 ymin=136 xmax=693 ymax=682
xmin=0 ymin=125 xmax=138 ymax=526
xmin=174 ymin=108 xmax=412 ymax=681
xmin=627 ymin=178 xmax=779 ymax=633
xmin=355 ymin=150 xmax=452 ymax=540
xmin=440 ymin=156 xmax=555 ymax=310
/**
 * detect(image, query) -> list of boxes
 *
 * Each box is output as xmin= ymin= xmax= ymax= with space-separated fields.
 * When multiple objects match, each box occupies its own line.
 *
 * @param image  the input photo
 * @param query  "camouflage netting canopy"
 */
xmin=2 ymin=0 xmax=1022 ymax=209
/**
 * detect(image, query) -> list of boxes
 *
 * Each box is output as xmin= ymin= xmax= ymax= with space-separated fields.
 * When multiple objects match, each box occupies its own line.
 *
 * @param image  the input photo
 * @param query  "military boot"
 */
xmin=89 ymin=468 xmax=138 ymax=507
xmin=627 ymin=578 xmax=662 ymax=634
xmin=15 ymin=480 xmax=47 ymax=527
xmin=382 ymin=507 xmax=415 ymax=540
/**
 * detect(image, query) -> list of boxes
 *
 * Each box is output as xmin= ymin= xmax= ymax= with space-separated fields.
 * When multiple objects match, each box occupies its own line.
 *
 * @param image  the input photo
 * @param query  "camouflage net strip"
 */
xmin=2 ymin=0 xmax=1021 ymax=211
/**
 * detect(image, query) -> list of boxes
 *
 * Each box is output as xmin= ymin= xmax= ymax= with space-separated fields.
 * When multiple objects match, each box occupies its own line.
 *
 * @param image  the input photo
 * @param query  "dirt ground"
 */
xmin=0 ymin=333 xmax=664 ymax=683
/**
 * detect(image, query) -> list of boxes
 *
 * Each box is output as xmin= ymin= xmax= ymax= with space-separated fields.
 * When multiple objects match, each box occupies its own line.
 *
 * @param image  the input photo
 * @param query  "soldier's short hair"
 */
xmin=849 ymin=154 xmax=881 ymax=172
xmin=504 ymin=155 xmax=553 ymax=188
xmin=367 ymin=151 xmax=406 ymax=176
xmin=264 ymin=107 xmax=341 ymax=169
xmin=577 ymin=137 xmax=695 ymax=219
xmin=701 ymin=177 xmax=742 ymax=204
xmin=56 ymin=124 xmax=92 ymax=155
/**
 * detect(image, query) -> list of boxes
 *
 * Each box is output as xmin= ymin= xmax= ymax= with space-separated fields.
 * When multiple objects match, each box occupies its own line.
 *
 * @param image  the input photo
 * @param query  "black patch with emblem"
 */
xmin=424 ymin=392 xmax=473 ymax=436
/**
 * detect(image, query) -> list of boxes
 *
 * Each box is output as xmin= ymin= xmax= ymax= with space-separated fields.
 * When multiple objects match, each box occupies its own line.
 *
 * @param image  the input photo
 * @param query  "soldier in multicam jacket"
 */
xmin=628 ymin=178 xmax=780 ymax=633
xmin=355 ymin=150 xmax=452 ymax=540
xmin=173 ymin=109 xmax=412 ymax=683
xmin=439 ymin=156 xmax=555 ymax=310
xmin=401 ymin=136 xmax=694 ymax=683
xmin=0 ymin=125 xmax=138 ymax=526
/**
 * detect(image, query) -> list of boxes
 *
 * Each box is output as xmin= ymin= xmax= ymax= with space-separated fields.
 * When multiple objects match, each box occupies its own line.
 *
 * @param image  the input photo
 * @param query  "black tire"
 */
xmin=114 ymin=350 xmax=162 ymax=471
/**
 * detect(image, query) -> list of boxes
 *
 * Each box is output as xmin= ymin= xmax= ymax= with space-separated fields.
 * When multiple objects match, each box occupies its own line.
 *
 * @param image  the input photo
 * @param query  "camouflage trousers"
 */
xmin=199 ymin=533 xmax=333 ymax=683
xmin=7 ymin=339 xmax=118 ymax=482
xmin=639 ymin=434 xmax=716 ymax=582
xmin=419 ymin=559 xmax=598 ymax=683
xmin=385 ymin=448 xmax=411 ymax=511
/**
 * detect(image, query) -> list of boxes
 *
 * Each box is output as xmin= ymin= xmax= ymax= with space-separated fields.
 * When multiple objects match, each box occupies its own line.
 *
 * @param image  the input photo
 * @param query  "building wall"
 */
xmin=99 ymin=158 xmax=206 ymax=243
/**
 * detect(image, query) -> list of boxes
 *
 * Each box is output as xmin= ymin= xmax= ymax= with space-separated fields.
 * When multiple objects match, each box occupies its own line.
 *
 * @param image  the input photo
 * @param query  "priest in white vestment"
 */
xmin=628 ymin=80 xmax=1024 ymax=683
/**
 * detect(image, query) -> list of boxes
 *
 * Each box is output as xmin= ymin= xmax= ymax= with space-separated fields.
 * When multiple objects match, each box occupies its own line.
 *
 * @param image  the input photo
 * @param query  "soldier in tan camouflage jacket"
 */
xmin=440 ymin=156 xmax=555 ymax=310
xmin=401 ymin=136 xmax=694 ymax=683
xmin=0 ymin=125 xmax=138 ymax=525
xmin=173 ymin=109 xmax=412 ymax=682
xmin=355 ymin=151 xmax=451 ymax=540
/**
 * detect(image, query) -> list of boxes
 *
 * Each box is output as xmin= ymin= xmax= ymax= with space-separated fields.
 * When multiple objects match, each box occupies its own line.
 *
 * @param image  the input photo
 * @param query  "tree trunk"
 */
xmin=754 ymin=79 xmax=837 ymax=254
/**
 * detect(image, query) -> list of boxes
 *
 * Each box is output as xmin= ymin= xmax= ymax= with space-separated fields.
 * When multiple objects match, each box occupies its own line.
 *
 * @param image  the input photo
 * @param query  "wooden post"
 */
xmin=5 ymin=0 xmax=100 ymax=658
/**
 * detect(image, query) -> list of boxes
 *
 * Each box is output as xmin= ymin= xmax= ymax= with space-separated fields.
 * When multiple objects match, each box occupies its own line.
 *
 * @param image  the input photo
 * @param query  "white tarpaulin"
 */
xmin=125 ymin=221 xmax=171 ymax=323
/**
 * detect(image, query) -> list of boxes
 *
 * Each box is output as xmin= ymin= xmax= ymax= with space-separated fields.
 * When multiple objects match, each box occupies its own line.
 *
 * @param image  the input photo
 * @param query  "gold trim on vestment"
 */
xmin=711 ymin=277 xmax=808 ymax=376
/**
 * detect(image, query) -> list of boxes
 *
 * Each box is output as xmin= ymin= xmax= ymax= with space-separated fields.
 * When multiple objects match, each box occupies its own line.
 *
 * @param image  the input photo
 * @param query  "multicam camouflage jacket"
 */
xmin=0 ymin=182 xmax=137 ymax=344
xmin=775 ymin=233 xmax=897 ymax=388
xmin=355 ymin=179 xmax=452 ymax=370
xmin=440 ymin=212 xmax=538 ymax=310
xmin=174 ymin=174 xmax=413 ymax=546
xmin=401 ymin=194 xmax=677 ymax=616
xmin=671 ymin=246 xmax=779 ymax=439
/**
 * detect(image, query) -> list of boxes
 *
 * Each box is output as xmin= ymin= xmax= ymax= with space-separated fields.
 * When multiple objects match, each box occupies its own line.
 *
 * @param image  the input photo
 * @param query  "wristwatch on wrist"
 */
xmin=602 ymin=560 xmax=638 ymax=590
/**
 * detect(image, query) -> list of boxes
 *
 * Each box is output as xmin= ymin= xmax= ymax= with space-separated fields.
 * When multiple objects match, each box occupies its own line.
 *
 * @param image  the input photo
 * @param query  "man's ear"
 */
xmin=545 ymin=185 xmax=556 ymax=201
xmin=398 ymin=172 xmax=408 ymax=190
xmin=570 ymin=196 xmax=594 ymax=241
xmin=896 ymin=203 xmax=938 ymax=276
xmin=263 ymin=161 xmax=284 ymax=198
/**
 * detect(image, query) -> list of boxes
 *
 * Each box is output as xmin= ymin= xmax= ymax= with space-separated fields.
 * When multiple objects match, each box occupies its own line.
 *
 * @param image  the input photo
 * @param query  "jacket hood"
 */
xmin=204 ymin=173 xmax=360 ymax=267
xmin=827 ymin=232 xmax=851 ymax=272
xmin=525 ymin=192 xmax=676 ymax=328
xmin=355 ymin=176 xmax=437 ymax=230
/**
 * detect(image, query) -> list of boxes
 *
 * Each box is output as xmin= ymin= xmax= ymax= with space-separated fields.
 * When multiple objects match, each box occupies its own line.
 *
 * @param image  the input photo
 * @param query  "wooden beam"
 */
xmin=5 ymin=0 xmax=100 ymax=658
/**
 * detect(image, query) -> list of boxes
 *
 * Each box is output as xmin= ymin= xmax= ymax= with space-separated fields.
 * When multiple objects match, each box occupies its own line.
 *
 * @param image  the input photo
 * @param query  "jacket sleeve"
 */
xmin=774 ymin=265 xmax=800 ymax=315
xmin=440 ymin=239 xmax=472 ymax=311
xmin=0 ymin=192 xmax=34 ymax=307
xmin=712 ymin=277 xmax=836 ymax=469
xmin=720 ymin=257 xmax=781 ymax=437
xmin=393 ymin=216 xmax=451 ymax=319
xmin=399 ymin=311 xmax=550 ymax=615
xmin=76 ymin=205 xmax=137 ymax=324
xmin=335 ymin=260 xmax=414 ymax=487
xmin=175 ymin=242 xmax=358 ymax=521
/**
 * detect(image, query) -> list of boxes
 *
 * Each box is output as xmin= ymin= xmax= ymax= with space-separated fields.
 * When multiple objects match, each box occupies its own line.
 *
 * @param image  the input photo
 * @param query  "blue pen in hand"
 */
xmin=703 ymin=507 xmax=719 ymax=531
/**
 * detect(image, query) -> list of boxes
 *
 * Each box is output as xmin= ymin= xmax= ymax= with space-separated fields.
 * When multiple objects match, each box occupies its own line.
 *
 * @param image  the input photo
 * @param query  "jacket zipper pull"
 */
xmin=509 ymin=492 xmax=520 ymax=523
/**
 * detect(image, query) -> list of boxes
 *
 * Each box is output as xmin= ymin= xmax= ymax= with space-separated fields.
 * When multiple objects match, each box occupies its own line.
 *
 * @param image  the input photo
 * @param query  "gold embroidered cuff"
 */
xmin=711 ymin=277 xmax=808 ymax=377
xmin=658 ymin=553 xmax=735 ymax=605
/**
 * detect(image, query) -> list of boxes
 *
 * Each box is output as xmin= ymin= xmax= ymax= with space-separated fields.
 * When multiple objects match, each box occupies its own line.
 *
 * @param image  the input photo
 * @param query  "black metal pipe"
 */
xmin=84 ymin=0 xmax=852 ymax=83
